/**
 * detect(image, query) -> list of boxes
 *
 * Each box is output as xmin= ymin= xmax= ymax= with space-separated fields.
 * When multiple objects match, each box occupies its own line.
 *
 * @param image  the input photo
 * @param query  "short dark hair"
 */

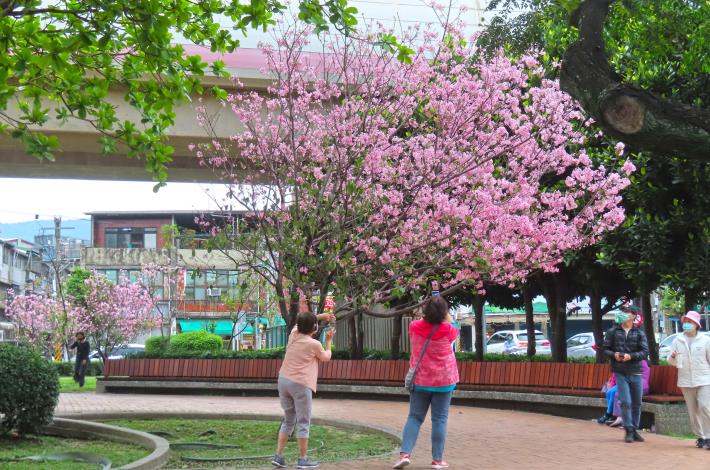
xmin=423 ymin=296 xmax=449 ymax=324
xmin=75 ymin=332 xmax=85 ymax=338
xmin=297 ymin=312 xmax=317 ymax=334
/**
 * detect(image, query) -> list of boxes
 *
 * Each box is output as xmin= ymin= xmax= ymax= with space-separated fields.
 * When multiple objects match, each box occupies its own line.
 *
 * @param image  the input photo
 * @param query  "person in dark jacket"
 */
xmin=69 ymin=332 xmax=90 ymax=387
xmin=602 ymin=310 xmax=649 ymax=443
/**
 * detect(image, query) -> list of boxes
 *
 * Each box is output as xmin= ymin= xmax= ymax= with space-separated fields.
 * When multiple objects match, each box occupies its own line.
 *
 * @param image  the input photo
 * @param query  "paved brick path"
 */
xmin=58 ymin=393 xmax=706 ymax=469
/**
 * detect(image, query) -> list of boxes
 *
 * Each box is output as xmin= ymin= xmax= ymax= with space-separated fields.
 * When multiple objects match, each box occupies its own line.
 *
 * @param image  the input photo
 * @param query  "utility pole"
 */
xmin=53 ymin=216 xmax=62 ymax=296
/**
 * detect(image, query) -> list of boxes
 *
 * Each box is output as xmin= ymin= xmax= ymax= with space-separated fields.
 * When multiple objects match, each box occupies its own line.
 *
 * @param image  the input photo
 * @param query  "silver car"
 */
xmin=567 ymin=332 xmax=597 ymax=358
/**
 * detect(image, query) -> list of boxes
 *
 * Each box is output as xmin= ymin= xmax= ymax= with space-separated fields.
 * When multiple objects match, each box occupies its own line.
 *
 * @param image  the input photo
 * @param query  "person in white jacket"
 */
xmin=669 ymin=311 xmax=710 ymax=450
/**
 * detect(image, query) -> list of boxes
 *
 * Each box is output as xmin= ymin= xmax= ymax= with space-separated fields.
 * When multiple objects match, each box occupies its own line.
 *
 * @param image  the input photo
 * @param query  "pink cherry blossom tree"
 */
xmin=141 ymin=263 xmax=185 ymax=338
xmin=70 ymin=271 xmax=159 ymax=363
xmin=195 ymin=21 xmax=633 ymax=358
xmin=5 ymin=290 xmax=65 ymax=357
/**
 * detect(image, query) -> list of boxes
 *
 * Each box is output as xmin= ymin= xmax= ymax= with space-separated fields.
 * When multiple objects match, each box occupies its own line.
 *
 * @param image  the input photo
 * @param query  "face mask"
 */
xmin=614 ymin=312 xmax=629 ymax=324
xmin=683 ymin=323 xmax=695 ymax=333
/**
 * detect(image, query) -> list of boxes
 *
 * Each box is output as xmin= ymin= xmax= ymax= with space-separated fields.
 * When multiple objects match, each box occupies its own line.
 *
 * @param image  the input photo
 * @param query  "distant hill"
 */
xmin=0 ymin=219 xmax=91 ymax=243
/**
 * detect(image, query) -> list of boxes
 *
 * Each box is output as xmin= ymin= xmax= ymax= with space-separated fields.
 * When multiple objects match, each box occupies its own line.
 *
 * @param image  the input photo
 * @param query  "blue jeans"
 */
xmin=400 ymin=390 xmax=452 ymax=460
xmin=615 ymin=373 xmax=643 ymax=430
xmin=605 ymin=385 xmax=617 ymax=414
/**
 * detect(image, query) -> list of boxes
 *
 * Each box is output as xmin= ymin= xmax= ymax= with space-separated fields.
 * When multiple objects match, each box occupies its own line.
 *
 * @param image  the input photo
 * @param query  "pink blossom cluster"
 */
xmin=5 ymin=290 xmax=64 ymax=353
xmin=196 ymin=25 xmax=632 ymax=300
xmin=70 ymin=272 xmax=159 ymax=355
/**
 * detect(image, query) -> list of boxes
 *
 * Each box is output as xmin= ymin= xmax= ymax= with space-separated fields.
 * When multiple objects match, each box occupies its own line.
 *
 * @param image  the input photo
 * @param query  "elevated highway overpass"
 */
xmin=0 ymin=47 xmax=274 ymax=183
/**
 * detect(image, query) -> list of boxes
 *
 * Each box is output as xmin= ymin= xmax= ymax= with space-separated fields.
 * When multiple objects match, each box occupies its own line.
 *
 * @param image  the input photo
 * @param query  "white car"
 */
xmin=89 ymin=343 xmax=145 ymax=362
xmin=658 ymin=332 xmax=710 ymax=361
xmin=567 ymin=332 xmax=598 ymax=358
xmin=486 ymin=330 xmax=551 ymax=355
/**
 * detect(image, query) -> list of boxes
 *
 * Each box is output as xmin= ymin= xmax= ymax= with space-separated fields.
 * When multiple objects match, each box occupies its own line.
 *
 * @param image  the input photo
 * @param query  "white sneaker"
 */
xmin=393 ymin=453 xmax=411 ymax=469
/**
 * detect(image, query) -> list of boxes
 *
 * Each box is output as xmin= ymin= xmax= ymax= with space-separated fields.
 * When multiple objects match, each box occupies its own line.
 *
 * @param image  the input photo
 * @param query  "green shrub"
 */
xmin=53 ymin=361 xmax=103 ymax=376
xmin=136 ymin=346 xmax=598 ymax=363
xmin=137 ymin=346 xmax=285 ymax=359
xmin=0 ymin=344 xmax=59 ymax=435
xmin=145 ymin=336 xmax=170 ymax=356
xmin=168 ymin=331 xmax=223 ymax=355
xmin=453 ymin=352 xmax=597 ymax=363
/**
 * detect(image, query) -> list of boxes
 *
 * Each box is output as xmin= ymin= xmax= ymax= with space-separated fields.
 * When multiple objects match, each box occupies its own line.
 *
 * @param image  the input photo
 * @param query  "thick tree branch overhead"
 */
xmin=560 ymin=0 xmax=710 ymax=160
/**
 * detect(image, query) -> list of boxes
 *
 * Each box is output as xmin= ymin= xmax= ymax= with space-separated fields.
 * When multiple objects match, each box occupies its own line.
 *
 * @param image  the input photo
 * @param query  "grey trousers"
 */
xmin=278 ymin=375 xmax=313 ymax=438
xmin=681 ymin=385 xmax=710 ymax=439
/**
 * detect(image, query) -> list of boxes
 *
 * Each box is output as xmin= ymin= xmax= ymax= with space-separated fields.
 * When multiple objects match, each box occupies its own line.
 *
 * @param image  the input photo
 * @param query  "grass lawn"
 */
xmin=108 ymin=418 xmax=398 ymax=468
xmin=59 ymin=376 xmax=97 ymax=393
xmin=0 ymin=434 xmax=147 ymax=469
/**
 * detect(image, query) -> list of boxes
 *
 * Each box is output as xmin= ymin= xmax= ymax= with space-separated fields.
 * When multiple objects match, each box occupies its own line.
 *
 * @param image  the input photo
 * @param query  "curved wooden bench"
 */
xmin=104 ymin=358 xmax=683 ymax=398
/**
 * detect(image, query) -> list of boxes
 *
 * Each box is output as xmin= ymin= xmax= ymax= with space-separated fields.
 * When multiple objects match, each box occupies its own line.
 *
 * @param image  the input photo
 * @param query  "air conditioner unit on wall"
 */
xmin=207 ymin=288 xmax=222 ymax=297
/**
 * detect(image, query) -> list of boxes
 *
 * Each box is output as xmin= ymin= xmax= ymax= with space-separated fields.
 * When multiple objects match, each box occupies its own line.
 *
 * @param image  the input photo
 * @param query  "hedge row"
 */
xmin=131 ymin=348 xmax=598 ymax=363
xmin=53 ymin=361 xmax=104 ymax=376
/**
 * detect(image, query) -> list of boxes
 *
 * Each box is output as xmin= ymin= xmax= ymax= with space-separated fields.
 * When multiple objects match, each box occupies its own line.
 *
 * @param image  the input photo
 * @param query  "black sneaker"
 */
xmin=624 ymin=429 xmax=634 ymax=443
xmin=632 ymin=431 xmax=645 ymax=442
xmin=696 ymin=438 xmax=706 ymax=448
xmin=597 ymin=413 xmax=613 ymax=424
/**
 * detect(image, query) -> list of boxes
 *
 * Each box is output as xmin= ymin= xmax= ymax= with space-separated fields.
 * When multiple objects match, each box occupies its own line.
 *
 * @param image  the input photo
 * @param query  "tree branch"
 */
xmin=560 ymin=0 xmax=710 ymax=159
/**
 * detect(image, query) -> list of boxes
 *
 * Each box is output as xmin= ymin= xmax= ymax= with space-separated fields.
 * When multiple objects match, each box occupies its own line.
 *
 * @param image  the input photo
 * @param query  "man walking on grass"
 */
xmin=69 ymin=332 xmax=90 ymax=388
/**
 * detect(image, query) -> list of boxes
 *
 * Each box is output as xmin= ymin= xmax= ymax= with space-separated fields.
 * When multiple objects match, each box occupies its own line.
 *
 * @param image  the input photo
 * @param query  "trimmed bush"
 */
xmin=135 ymin=347 xmax=597 ymax=363
xmin=168 ymin=331 xmax=224 ymax=355
xmin=145 ymin=335 xmax=170 ymax=356
xmin=0 ymin=344 xmax=59 ymax=435
xmin=53 ymin=361 xmax=103 ymax=377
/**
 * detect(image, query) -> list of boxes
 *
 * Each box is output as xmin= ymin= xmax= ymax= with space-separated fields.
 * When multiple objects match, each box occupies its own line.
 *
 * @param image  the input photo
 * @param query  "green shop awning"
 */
xmin=178 ymin=317 xmax=270 ymax=336
xmin=178 ymin=319 xmax=235 ymax=336
xmin=484 ymin=301 xmax=549 ymax=315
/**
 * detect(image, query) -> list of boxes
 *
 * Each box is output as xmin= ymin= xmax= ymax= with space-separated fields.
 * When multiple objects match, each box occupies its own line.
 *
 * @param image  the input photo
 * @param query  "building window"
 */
xmin=105 ymin=228 xmax=158 ymax=249
xmin=101 ymin=269 xmax=118 ymax=283
xmin=183 ymin=270 xmax=235 ymax=300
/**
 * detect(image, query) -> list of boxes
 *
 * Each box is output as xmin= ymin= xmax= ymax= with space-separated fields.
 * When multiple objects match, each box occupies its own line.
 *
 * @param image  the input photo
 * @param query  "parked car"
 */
xmin=89 ymin=344 xmax=145 ymax=362
xmin=486 ymin=330 xmax=551 ymax=355
xmin=658 ymin=332 xmax=710 ymax=361
xmin=566 ymin=332 xmax=597 ymax=358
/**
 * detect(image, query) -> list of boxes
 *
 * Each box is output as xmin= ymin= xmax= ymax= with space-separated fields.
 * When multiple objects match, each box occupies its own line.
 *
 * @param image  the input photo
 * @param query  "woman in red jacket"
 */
xmin=393 ymin=295 xmax=459 ymax=470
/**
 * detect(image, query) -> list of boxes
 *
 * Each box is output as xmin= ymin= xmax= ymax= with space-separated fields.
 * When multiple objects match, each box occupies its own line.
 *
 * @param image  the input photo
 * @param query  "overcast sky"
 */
xmin=0 ymin=179 xmax=231 ymax=223
xmin=1 ymin=1 xmax=498 ymax=224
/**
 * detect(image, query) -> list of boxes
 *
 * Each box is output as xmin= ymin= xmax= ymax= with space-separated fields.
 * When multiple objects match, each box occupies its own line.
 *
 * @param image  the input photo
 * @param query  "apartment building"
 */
xmin=0 ymin=238 xmax=51 ymax=342
xmin=83 ymin=211 xmax=273 ymax=348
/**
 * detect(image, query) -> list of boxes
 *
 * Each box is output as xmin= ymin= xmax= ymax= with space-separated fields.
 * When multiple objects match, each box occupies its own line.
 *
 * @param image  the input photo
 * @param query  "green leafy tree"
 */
xmin=480 ymin=0 xmax=709 ymax=161
xmin=480 ymin=0 xmax=710 ymax=364
xmin=0 ymin=0 xmax=361 ymax=186
xmin=64 ymin=266 xmax=91 ymax=306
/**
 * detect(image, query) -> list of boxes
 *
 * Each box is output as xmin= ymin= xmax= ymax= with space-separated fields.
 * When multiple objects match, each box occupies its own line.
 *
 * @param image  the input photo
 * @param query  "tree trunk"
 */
xmin=542 ymin=274 xmax=567 ymax=362
xmin=390 ymin=313 xmax=403 ymax=359
xmin=553 ymin=307 xmax=568 ymax=363
xmin=281 ymin=287 xmax=300 ymax=332
xmin=560 ymin=0 xmax=710 ymax=160
xmin=522 ymin=286 xmax=536 ymax=358
xmin=356 ymin=310 xmax=365 ymax=359
xmin=473 ymin=295 xmax=485 ymax=361
xmin=590 ymin=292 xmax=605 ymax=363
xmin=641 ymin=292 xmax=659 ymax=365
xmin=348 ymin=314 xmax=358 ymax=359
xmin=684 ymin=289 xmax=698 ymax=314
